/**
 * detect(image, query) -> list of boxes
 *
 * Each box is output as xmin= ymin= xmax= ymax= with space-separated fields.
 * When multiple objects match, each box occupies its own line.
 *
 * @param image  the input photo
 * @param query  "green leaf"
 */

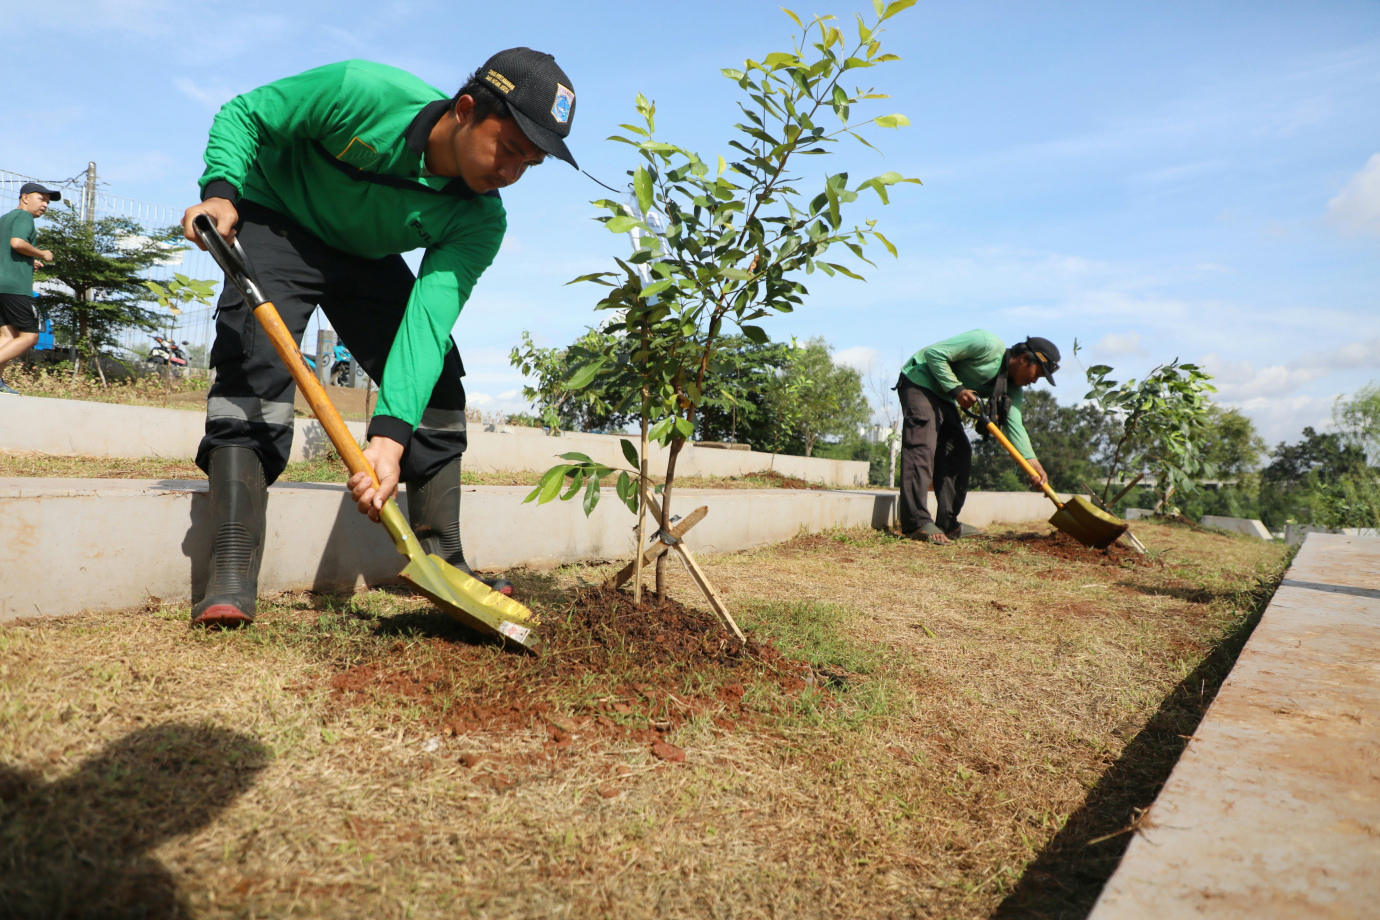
xmin=874 ymin=230 xmax=898 ymax=257
xmin=536 ymin=467 xmax=567 ymax=505
xmin=582 ymin=477 xmax=600 ymax=516
xmin=649 ymin=416 xmax=674 ymax=441
xmin=873 ymin=0 xmax=885 ymax=15
xmin=826 ymin=262 xmax=866 ymax=280
xmin=640 ymin=278 xmax=673 ymax=298
xmin=674 ymin=417 xmax=695 ymax=440
xmin=621 ymin=438 xmax=640 ymax=468
xmin=873 ymin=114 xmax=911 ymax=128
xmin=605 ymin=215 xmax=645 ymax=234
xmin=782 ymin=6 xmax=804 ymax=28
xmin=560 ymin=471 xmax=586 ymax=501
xmin=741 ymin=325 xmax=769 ymax=344
xmin=633 ymin=166 xmax=654 ymax=217
xmin=558 ymin=451 xmax=594 ymax=463
xmin=882 ymin=0 xmax=917 ymax=17
xmin=566 ymin=359 xmax=605 ymax=390
xmin=616 ymin=470 xmax=632 ymax=502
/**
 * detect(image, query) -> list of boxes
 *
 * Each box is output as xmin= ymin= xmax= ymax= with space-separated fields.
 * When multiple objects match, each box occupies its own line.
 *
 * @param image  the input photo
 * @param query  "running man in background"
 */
xmin=0 ymin=183 xmax=60 ymax=394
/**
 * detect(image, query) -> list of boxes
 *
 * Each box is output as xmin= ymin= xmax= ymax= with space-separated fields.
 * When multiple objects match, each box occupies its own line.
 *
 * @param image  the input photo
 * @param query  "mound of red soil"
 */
xmin=326 ymin=586 xmax=817 ymax=745
xmin=992 ymin=530 xmax=1158 ymax=567
xmin=751 ymin=469 xmax=823 ymax=490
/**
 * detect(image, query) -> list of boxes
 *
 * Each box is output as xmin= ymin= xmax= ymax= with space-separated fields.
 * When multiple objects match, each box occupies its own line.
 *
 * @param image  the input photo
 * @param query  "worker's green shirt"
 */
xmin=901 ymin=329 xmax=1037 ymax=459
xmin=0 ymin=208 xmax=37 ymax=295
xmin=197 ymin=59 xmax=506 ymax=437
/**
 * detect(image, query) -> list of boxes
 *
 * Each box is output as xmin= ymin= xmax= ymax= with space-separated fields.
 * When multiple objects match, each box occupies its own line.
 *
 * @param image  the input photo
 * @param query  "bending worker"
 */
xmin=896 ymin=330 xmax=1060 ymax=544
xmin=181 ymin=51 xmax=578 ymax=627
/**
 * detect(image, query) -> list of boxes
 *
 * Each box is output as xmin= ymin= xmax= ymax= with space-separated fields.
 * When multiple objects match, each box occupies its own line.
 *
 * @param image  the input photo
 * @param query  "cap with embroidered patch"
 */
xmin=1022 ymin=336 xmax=1061 ymax=385
xmin=475 ymin=47 xmax=578 ymax=169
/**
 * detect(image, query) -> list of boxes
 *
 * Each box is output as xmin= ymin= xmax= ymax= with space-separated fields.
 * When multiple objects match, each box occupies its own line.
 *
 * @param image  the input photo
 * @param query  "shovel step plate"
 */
xmin=399 ymin=554 xmax=542 ymax=654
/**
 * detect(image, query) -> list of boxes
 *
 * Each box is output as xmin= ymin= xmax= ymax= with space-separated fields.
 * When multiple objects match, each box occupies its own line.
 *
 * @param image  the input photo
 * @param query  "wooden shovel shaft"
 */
xmin=983 ymin=419 xmax=1063 ymax=508
xmin=251 ymin=302 xmax=378 ymax=488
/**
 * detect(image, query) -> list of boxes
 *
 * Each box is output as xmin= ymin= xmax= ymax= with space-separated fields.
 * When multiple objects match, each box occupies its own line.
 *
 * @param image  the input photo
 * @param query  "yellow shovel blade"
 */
xmin=399 ymin=554 xmax=542 ymax=653
xmin=1048 ymin=495 xmax=1129 ymax=549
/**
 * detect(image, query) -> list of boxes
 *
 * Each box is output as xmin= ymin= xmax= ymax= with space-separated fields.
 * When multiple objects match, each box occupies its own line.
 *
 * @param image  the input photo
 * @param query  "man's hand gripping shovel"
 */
xmin=963 ymin=398 xmax=1133 ymax=551
xmin=193 ymin=215 xmax=541 ymax=652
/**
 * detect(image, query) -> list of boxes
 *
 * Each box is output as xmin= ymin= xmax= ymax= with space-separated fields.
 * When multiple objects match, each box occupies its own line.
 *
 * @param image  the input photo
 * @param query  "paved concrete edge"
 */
xmin=1088 ymin=533 xmax=1380 ymax=919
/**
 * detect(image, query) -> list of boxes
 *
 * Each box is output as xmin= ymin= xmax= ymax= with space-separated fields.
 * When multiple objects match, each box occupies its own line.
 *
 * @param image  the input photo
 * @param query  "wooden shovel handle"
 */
xmin=251 ymin=302 xmax=379 ymax=489
xmin=983 ymin=420 xmax=1063 ymax=508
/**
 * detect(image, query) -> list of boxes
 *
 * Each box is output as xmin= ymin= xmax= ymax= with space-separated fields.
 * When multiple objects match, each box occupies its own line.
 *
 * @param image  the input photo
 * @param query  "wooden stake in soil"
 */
xmin=633 ymin=386 xmax=650 ymax=606
xmin=608 ymin=505 xmax=708 ymax=590
xmin=641 ymin=487 xmax=745 ymax=642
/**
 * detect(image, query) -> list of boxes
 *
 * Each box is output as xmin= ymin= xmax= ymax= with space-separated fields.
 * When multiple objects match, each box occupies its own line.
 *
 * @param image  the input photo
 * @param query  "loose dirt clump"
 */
xmin=993 ymin=529 xmax=1159 ymax=567
xmin=327 ymin=585 xmax=816 ymax=744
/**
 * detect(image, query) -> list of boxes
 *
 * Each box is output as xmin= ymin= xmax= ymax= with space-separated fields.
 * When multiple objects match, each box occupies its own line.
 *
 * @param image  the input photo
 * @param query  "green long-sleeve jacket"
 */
xmin=900 ymin=329 xmax=1036 ymax=459
xmin=198 ymin=59 xmax=506 ymax=445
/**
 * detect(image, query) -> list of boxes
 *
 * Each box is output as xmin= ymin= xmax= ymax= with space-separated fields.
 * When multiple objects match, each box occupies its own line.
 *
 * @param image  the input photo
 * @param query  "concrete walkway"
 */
xmin=0 ymin=477 xmax=1062 ymax=621
xmin=1090 ymin=533 xmax=1380 ymax=919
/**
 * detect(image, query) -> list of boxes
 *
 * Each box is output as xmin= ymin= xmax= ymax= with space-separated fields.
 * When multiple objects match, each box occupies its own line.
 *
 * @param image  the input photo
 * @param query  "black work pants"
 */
xmin=197 ymin=201 xmax=467 ymax=485
xmin=897 ymin=375 xmax=971 ymax=534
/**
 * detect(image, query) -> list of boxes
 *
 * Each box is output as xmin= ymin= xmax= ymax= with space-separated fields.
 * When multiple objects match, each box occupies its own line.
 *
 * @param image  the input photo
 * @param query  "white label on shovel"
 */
xmin=498 ymin=621 xmax=530 ymax=644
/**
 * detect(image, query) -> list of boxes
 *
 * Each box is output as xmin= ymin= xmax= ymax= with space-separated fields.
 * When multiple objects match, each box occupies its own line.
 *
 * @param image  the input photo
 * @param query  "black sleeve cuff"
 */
xmin=201 ymin=179 xmax=240 ymax=203
xmin=947 ymin=384 xmax=967 ymax=397
xmin=367 ymin=415 xmax=414 ymax=450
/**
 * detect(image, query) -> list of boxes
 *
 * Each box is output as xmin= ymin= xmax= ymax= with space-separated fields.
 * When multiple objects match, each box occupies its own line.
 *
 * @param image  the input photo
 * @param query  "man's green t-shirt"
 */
xmin=197 ymin=59 xmax=507 ymax=443
xmin=0 ymin=208 xmax=37 ymax=295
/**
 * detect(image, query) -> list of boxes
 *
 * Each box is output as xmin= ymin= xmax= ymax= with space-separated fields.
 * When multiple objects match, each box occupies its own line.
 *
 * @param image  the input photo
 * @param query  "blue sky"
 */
xmin=2 ymin=0 xmax=1377 ymax=444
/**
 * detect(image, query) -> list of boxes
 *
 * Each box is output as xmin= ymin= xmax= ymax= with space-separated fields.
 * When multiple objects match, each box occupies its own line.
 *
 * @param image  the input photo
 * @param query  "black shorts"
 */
xmin=0 ymin=292 xmax=40 ymax=333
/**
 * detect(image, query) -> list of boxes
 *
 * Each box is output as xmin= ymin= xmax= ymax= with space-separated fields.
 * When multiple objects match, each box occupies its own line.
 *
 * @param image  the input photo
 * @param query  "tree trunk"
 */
xmin=633 ymin=388 xmax=649 ymax=607
xmin=655 ymin=435 xmax=686 ymax=601
xmin=73 ymin=313 xmax=89 ymax=377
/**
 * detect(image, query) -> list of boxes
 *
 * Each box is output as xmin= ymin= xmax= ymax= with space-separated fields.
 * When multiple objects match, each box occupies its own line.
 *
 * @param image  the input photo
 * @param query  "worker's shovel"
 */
xmin=193 ymin=215 xmax=540 ymax=652
xmin=967 ymin=399 xmax=1129 ymax=550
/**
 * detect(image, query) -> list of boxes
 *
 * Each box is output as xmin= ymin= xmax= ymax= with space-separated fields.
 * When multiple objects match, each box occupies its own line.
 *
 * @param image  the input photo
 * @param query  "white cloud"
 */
xmin=467 ymin=392 xmax=493 ymax=406
xmin=1093 ymin=331 xmax=1146 ymax=358
xmin=833 ymin=345 xmax=881 ymax=372
xmin=1204 ymin=337 xmax=1380 ymax=400
xmin=1327 ymin=153 xmax=1380 ymax=236
xmin=1224 ymin=394 xmax=1337 ymax=446
xmin=498 ymin=389 xmax=519 ymax=400
xmin=174 ymin=78 xmax=236 ymax=111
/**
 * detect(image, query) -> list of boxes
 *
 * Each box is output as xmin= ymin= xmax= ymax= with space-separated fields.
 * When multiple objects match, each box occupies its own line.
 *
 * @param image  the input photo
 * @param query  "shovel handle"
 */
xmin=982 ymin=420 xmax=1064 ymax=508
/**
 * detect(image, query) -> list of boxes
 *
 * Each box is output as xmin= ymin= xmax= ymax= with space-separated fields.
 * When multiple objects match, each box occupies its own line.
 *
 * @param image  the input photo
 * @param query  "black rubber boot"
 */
xmin=190 ymin=446 xmax=267 ymax=628
xmin=407 ymin=458 xmax=513 ymax=596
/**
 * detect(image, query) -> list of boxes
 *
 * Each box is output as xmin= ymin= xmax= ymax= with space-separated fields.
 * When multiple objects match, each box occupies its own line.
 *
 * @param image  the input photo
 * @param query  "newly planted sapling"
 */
xmin=1081 ymin=347 xmax=1218 ymax=515
xmin=526 ymin=2 xmax=920 ymax=602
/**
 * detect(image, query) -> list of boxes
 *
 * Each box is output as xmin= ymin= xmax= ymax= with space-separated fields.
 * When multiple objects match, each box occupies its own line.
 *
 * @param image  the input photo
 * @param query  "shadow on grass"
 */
xmin=991 ymin=574 xmax=1281 ymax=920
xmin=0 ymin=722 xmax=269 ymax=919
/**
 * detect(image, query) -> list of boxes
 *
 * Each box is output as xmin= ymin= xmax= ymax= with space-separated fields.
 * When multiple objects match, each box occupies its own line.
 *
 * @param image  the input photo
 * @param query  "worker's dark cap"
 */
xmin=1023 ymin=336 xmax=1061 ymax=385
xmin=18 ymin=182 xmax=61 ymax=201
xmin=476 ymin=47 xmax=578 ymax=169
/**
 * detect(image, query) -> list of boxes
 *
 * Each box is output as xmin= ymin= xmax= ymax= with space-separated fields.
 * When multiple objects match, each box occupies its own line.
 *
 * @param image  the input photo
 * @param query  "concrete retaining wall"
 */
xmin=1201 ymin=515 xmax=1271 ymax=540
xmin=0 ymin=394 xmax=867 ymax=487
xmin=1089 ymin=533 xmax=1380 ymax=918
xmin=0 ymin=476 xmax=1060 ymax=621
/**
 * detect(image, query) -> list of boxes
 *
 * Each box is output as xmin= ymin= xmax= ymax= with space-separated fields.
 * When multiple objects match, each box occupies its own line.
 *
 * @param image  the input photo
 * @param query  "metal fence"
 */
xmin=1 ymin=164 xmax=332 ymax=373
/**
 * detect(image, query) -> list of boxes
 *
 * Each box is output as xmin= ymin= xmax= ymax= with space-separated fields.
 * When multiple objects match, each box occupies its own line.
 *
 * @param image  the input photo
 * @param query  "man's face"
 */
xmin=1010 ymin=353 xmax=1045 ymax=387
xmin=19 ymin=193 xmax=51 ymax=217
xmin=450 ymin=96 xmax=546 ymax=193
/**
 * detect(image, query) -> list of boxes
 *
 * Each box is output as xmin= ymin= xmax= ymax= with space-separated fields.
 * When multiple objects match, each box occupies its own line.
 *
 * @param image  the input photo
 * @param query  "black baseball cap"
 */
xmin=1023 ymin=336 xmax=1061 ymax=385
xmin=19 ymin=182 xmax=61 ymax=201
xmin=477 ymin=47 xmax=578 ymax=169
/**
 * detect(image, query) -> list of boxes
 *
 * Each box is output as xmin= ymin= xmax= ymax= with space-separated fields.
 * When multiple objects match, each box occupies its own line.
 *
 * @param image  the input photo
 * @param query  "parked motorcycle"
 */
xmin=147 ymin=336 xmax=189 ymax=368
xmin=330 ymin=342 xmax=354 ymax=386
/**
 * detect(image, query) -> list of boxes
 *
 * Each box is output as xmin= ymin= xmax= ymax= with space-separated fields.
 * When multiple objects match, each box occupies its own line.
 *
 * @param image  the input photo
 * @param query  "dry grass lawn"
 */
xmin=0 ymin=521 xmax=1287 ymax=919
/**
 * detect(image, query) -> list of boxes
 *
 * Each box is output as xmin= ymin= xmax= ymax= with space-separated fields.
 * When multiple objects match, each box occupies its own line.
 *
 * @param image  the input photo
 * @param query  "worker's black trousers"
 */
xmin=896 ymin=375 xmax=971 ymax=534
xmin=197 ymin=201 xmax=467 ymax=485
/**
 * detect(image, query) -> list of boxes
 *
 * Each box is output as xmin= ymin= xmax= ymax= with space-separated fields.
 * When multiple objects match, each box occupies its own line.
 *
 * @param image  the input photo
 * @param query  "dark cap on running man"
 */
xmin=18 ymin=182 xmax=61 ymax=201
xmin=477 ymin=47 xmax=578 ymax=169
xmin=1021 ymin=336 xmax=1061 ymax=385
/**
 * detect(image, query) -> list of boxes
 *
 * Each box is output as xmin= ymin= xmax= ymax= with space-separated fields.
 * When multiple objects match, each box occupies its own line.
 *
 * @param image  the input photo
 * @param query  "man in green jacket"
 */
xmin=896 ymin=330 xmax=1059 ymax=544
xmin=181 ymin=50 xmax=578 ymax=627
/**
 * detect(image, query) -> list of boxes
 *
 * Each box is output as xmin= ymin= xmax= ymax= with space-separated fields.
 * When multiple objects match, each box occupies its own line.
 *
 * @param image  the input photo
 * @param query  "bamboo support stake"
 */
xmin=641 ymin=487 xmax=745 ymax=641
xmin=607 ymin=506 xmax=708 ymax=589
xmin=633 ymin=390 xmax=650 ymax=606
